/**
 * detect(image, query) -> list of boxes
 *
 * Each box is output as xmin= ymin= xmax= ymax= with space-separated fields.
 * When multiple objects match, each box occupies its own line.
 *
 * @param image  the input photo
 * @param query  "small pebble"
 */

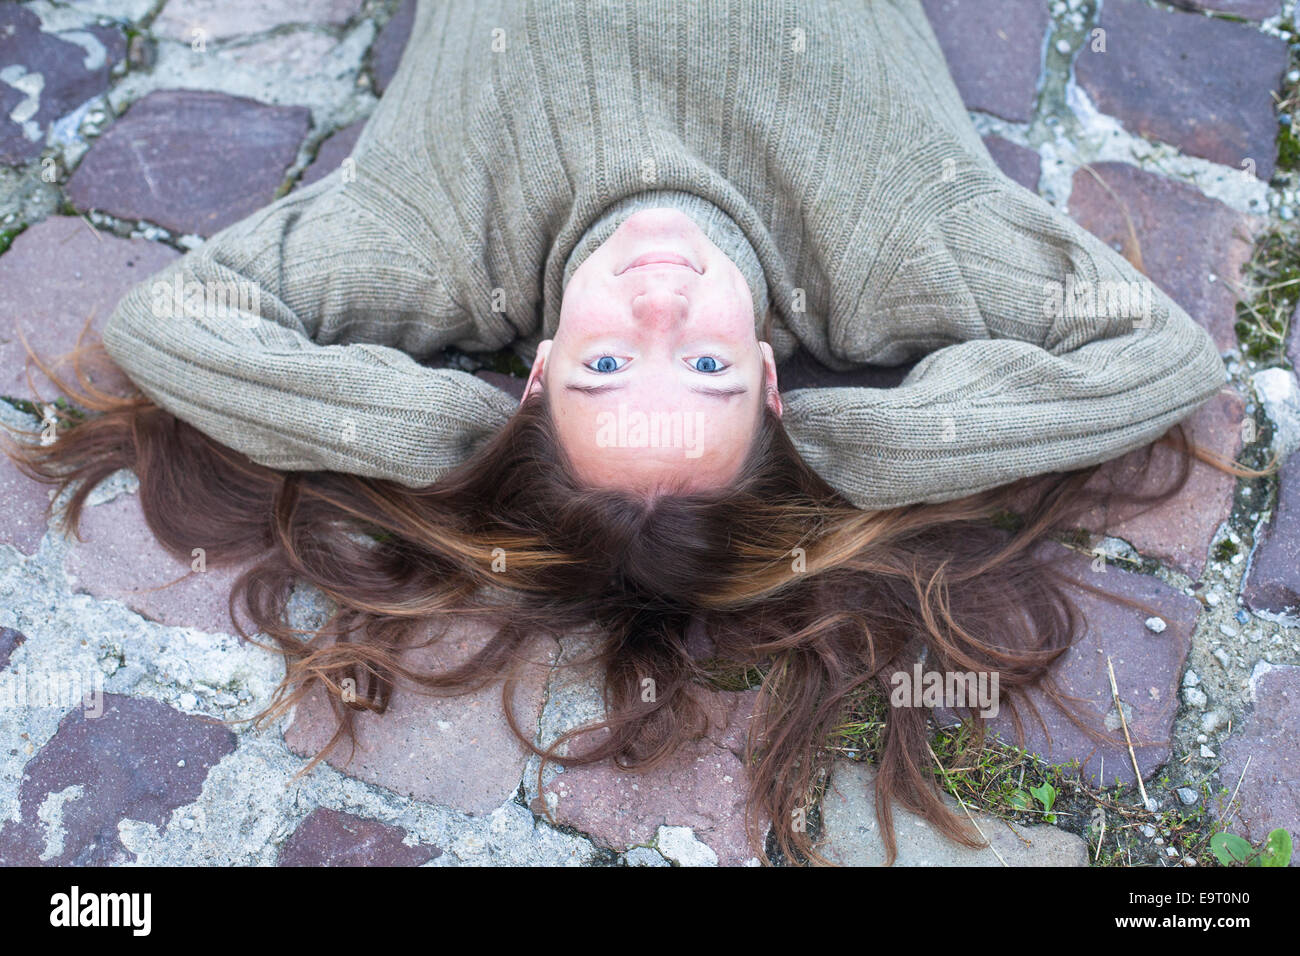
xmin=1204 ymin=592 xmax=1221 ymax=607
xmin=1212 ymin=647 xmax=1232 ymax=669
xmin=1235 ymin=609 xmax=1250 ymax=624
xmin=1184 ymin=687 xmax=1208 ymax=708
xmin=1218 ymin=623 xmax=1238 ymax=638
xmin=1144 ymin=616 xmax=1167 ymax=634
xmin=1055 ymin=38 xmax=1071 ymax=54
xmin=1200 ymin=745 xmax=1216 ymax=758
xmin=1183 ymin=669 xmax=1200 ymax=687
xmin=1177 ymin=787 xmax=1199 ymax=806
xmin=1141 ymin=824 xmax=1156 ymax=838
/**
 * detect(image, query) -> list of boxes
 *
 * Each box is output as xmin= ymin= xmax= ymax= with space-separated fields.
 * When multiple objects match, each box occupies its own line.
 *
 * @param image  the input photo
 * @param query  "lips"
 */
xmin=619 ymin=251 xmax=700 ymax=275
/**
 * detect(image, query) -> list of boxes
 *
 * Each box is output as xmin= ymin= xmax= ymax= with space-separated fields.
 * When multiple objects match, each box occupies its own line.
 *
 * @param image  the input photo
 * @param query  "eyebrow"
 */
xmin=564 ymin=382 xmax=749 ymax=399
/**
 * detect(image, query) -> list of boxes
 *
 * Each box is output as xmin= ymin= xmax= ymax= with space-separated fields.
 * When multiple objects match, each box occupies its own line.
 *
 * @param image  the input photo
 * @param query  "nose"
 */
xmin=629 ymin=273 xmax=690 ymax=330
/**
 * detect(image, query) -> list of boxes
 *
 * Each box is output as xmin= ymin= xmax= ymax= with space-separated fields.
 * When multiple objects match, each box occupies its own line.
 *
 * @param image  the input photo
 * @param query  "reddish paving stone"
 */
xmin=371 ymin=0 xmax=417 ymax=94
xmin=1168 ymin=0 xmax=1281 ymax=19
xmin=1218 ymin=663 xmax=1299 ymax=859
xmin=920 ymin=0 xmax=1049 ymax=123
xmin=1244 ymin=457 xmax=1300 ymax=617
xmin=538 ymin=688 xmax=763 ymax=866
xmin=937 ymin=542 xmax=1200 ymax=787
xmin=277 ymin=808 xmax=441 ymax=866
xmin=66 ymin=90 xmax=311 ymax=237
xmin=285 ymin=619 xmax=557 ymax=815
xmin=0 ymin=444 xmax=53 ymax=556
xmin=0 ymin=694 xmax=236 ymax=865
xmin=983 ymin=135 xmax=1042 ymax=193
xmin=1068 ymin=162 xmax=1258 ymax=352
xmin=1076 ymin=389 xmax=1244 ymax=579
xmin=64 ymin=489 xmax=254 ymax=635
xmin=0 ymin=217 xmax=179 ymax=402
xmin=0 ymin=627 xmax=26 ymax=670
xmin=215 ymin=31 xmax=341 ymax=77
xmin=474 ymin=370 xmax=526 ymax=401
xmin=153 ymin=0 xmax=367 ymax=44
xmin=1075 ymin=1 xmax=1288 ymax=181
xmin=297 ymin=119 xmax=366 ymax=190
xmin=0 ymin=6 xmax=124 ymax=165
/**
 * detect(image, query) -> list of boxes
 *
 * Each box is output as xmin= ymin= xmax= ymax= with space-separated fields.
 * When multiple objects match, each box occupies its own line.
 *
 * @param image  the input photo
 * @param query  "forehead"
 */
xmin=547 ymin=387 xmax=759 ymax=491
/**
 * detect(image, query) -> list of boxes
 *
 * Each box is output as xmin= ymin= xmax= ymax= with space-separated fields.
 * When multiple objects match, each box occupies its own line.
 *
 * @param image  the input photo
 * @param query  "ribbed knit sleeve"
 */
xmin=101 ymin=170 xmax=519 ymax=487
xmin=780 ymin=179 xmax=1229 ymax=511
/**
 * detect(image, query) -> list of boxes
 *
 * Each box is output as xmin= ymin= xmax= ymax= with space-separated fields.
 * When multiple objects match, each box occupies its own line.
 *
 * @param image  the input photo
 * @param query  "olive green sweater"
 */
xmin=101 ymin=0 xmax=1228 ymax=511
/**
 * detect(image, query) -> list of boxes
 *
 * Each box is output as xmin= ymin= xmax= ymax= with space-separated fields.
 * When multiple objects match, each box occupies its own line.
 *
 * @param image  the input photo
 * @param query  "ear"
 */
xmin=759 ymin=341 xmax=782 ymax=418
xmin=523 ymin=339 xmax=553 ymax=402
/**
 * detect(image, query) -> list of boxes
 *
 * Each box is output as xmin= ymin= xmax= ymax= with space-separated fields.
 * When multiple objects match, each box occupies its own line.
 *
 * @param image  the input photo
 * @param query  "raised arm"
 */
xmin=780 ymin=178 xmax=1229 ymax=512
xmin=101 ymin=160 xmax=518 ymax=487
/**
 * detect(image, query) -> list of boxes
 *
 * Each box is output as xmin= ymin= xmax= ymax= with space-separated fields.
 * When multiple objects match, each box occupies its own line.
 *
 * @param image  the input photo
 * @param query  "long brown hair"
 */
xmin=2 ymin=335 xmax=1267 ymax=865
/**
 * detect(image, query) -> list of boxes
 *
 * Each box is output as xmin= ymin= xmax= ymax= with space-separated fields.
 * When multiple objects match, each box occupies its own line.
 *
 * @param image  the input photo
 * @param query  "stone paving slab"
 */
xmin=938 ymin=541 xmax=1201 ymax=787
xmin=1076 ymin=389 xmax=1245 ymax=580
xmin=1244 ymin=457 xmax=1300 ymax=617
xmin=0 ymin=217 xmax=178 ymax=402
xmin=370 ymin=0 xmax=416 ymax=94
xmin=0 ymin=5 xmax=124 ymax=165
xmin=297 ymin=118 xmax=366 ymax=190
xmin=1217 ymin=661 xmax=1299 ymax=860
xmin=535 ymin=680 xmax=762 ymax=867
xmin=474 ymin=370 xmax=527 ymax=401
xmin=821 ymin=760 xmax=1088 ymax=866
xmin=1067 ymin=161 xmax=1259 ymax=353
xmin=1075 ymin=0 xmax=1288 ymax=181
xmin=921 ymin=0 xmax=1049 ymax=123
xmin=66 ymin=89 xmax=310 ymax=237
xmin=153 ymin=0 xmax=367 ymax=45
xmin=983 ymin=134 xmax=1042 ymax=192
xmin=0 ymin=444 xmax=52 ymax=557
xmin=0 ymin=694 xmax=236 ymax=865
xmin=285 ymin=620 xmax=558 ymax=816
xmin=215 ymin=31 xmax=345 ymax=79
xmin=277 ymin=807 xmax=442 ymax=866
xmin=64 ymin=488 xmax=256 ymax=636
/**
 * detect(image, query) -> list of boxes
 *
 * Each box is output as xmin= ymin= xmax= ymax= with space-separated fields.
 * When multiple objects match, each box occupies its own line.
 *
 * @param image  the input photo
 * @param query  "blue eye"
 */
xmin=691 ymin=356 xmax=722 ymax=372
xmin=588 ymin=355 xmax=624 ymax=373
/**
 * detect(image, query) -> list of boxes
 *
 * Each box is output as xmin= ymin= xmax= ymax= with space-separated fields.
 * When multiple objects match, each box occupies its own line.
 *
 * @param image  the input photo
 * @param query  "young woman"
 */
xmin=7 ymin=0 xmax=1250 ymax=864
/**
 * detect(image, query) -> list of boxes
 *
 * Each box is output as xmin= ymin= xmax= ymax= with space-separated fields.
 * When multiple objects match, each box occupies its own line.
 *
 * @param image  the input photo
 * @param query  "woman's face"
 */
xmin=525 ymin=207 xmax=781 ymax=496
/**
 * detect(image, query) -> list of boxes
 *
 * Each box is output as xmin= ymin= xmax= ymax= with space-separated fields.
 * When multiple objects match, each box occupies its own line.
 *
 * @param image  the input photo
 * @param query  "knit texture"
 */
xmin=101 ymin=0 xmax=1228 ymax=511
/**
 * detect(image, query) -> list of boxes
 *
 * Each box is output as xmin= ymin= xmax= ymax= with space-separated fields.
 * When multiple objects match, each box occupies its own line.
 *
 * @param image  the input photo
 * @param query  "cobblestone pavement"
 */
xmin=1 ymin=0 xmax=1298 ymax=866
